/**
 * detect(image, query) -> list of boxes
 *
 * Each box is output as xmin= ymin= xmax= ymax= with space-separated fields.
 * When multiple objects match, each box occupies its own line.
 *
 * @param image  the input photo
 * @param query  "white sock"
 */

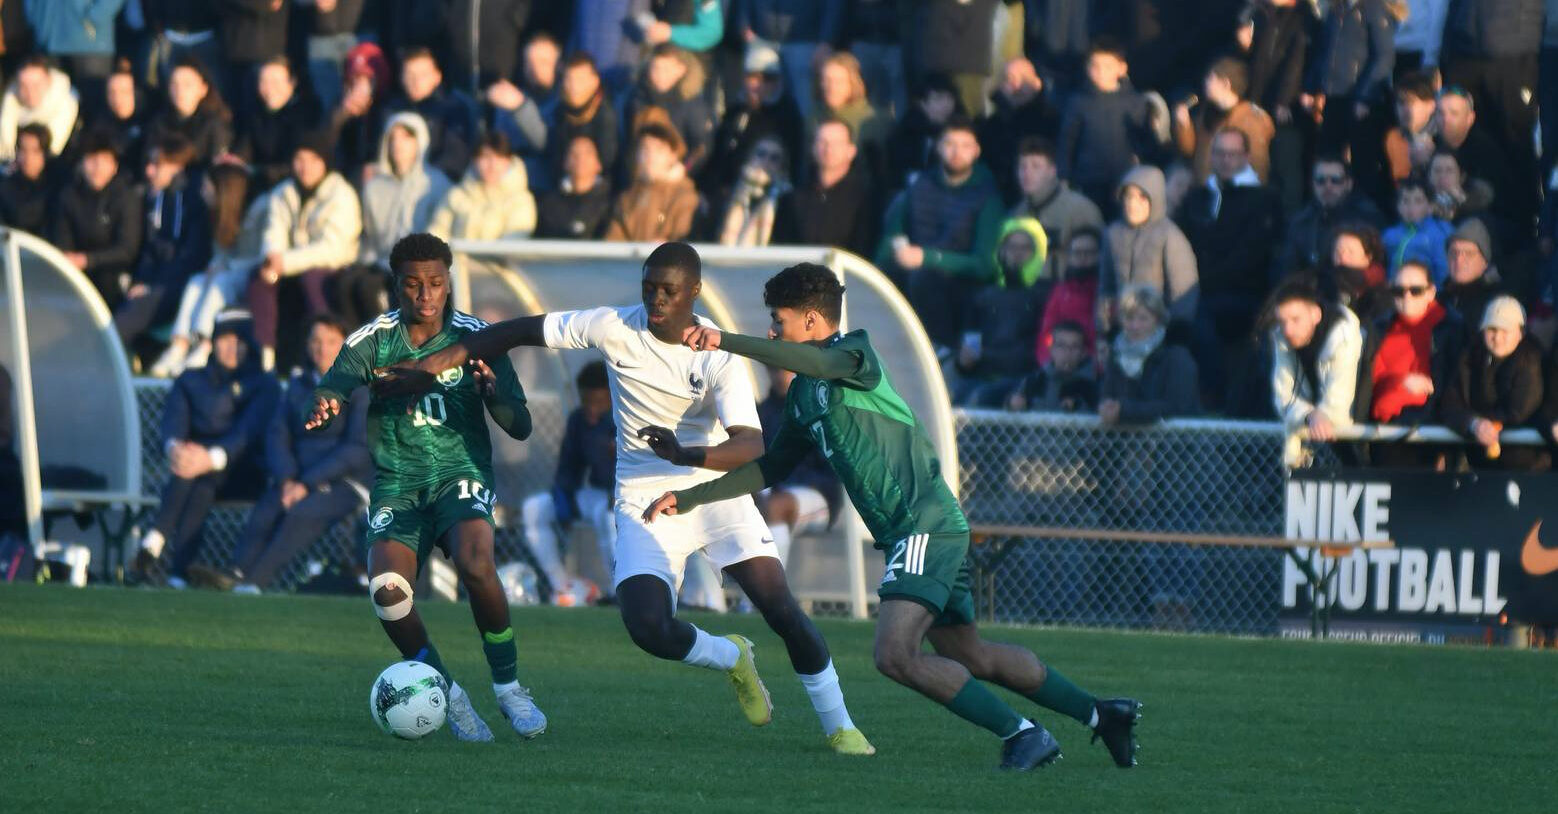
xmin=767 ymin=523 xmax=792 ymax=564
xmin=798 ymin=660 xmax=855 ymax=735
xmin=1003 ymin=719 xmax=1037 ymax=740
xmin=682 ymin=627 xmax=740 ymax=671
xmin=1087 ymin=707 xmax=1100 ymax=728
xmin=493 ymin=680 xmax=519 ymax=696
xmin=140 ymin=529 xmax=166 ymax=558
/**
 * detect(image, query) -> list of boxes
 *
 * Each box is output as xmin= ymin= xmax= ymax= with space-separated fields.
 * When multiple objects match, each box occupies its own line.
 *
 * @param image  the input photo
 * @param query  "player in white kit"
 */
xmin=374 ymin=242 xmax=873 ymax=755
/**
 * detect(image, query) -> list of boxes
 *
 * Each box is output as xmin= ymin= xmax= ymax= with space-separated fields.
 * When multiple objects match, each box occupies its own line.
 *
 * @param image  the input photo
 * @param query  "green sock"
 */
xmin=481 ymin=627 xmax=518 ymax=684
xmin=413 ymin=643 xmax=452 ymax=685
xmin=1027 ymin=667 xmax=1097 ymax=725
xmin=945 ymin=677 xmax=1025 ymax=738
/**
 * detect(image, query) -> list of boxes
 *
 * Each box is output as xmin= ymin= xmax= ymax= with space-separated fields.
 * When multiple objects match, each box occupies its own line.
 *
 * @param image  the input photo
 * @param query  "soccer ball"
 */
xmin=370 ymin=661 xmax=447 ymax=739
xmin=552 ymin=577 xmax=601 ymax=607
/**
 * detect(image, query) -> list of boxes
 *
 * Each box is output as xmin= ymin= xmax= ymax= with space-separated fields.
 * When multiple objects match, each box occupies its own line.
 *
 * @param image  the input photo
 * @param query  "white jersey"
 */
xmin=543 ymin=305 xmax=761 ymax=491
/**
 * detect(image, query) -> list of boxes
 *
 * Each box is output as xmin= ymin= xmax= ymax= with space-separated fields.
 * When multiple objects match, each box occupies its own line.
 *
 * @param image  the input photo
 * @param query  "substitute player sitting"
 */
xmin=373 ymin=242 xmax=873 ymax=755
xmin=650 ymin=263 xmax=1142 ymax=771
xmin=306 ymin=233 xmax=547 ymax=742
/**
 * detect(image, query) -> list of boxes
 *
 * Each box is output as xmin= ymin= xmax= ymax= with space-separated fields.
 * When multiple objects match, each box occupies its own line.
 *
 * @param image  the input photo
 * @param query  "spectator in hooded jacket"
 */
xmin=1442 ymin=295 xmax=1549 ymax=470
xmin=52 ymin=130 xmax=143 ymax=311
xmin=771 ymin=117 xmax=880 ymax=257
xmin=603 ymin=122 xmax=698 ymax=242
xmin=253 ymin=131 xmax=362 ymax=371
xmin=0 ymin=55 xmax=79 ymax=163
xmin=547 ymin=53 xmax=618 ymax=186
xmin=130 ymin=308 xmax=280 ymax=586
xmin=195 ymin=315 xmax=373 ymax=593
xmin=385 ymin=48 xmax=478 ymax=182
xmin=536 ymin=134 xmax=612 ymax=240
xmin=146 ymin=56 xmax=234 ymax=172
xmin=359 ymin=112 xmax=453 ymax=267
xmin=236 ymin=56 xmax=322 ymax=192
xmin=1098 ymin=283 xmax=1201 ymax=424
xmin=430 ymin=131 xmax=537 ymax=243
xmin=953 ymin=217 xmax=1050 ymax=406
xmin=626 ymin=44 xmax=715 ymax=175
xmin=116 ymin=133 xmax=213 ymax=356
xmin=1057 ymin=38 xmax=1150 ymax=216
xmin=1101 ymin=164 xmax=1200 ymax=331
xmin=0 ymin=123 xmax=57 ymax=236
xmin=1270 ymin=281 xmax=1364 ymax=440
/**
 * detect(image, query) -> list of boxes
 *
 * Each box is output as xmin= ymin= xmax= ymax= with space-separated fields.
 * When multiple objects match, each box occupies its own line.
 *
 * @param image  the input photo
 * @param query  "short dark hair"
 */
xmin=764 ymin=263 xmax=845 ymax=325
xmin=576 ymin=360 xmax=609 ymax=392
xmin=1088 ymin=36 xmax=1128 ymax=62
xmin=563 ymin=52 xmax=599 ymax=74
xmin=308 ymin=313 xmax=352 ymax=338
xmin=151 ymin=132 xmax=197 ymax=167
xmin=1068 ymin=226 xmax=1103 ymax=247
xmin=477 ymin=129 xmax=513 ymax=158
xmin=939 ymin=113 xmax=978 ymax=140
xmin=1396 ymin=70 xmax=1436 ymax=102
xmin=1312 ymin=152 xmax=1351 ymax=176
xmin=75 ymin=127 xmax=120 ymax=161
xmin=1208 ymin=57 xmax=1249 ymax=99
xmin=643 ymin=241 xmax=701 ymax=281
xmin=400 ymin=46 xmax=440 ymax=69
xmin=1397 ymin=175 xmax=1430 ymax=199
xmin=16 ymin=122 xmax=51 ymax=154
xmin=1050 ymin=320 xmax=1087 ymax=340
xmin=814 ymin=116 xmax=857 ymax=144
xmin=389 ymin=232 xmax=453 ymax=275
xmin=18 ymin=54 xmax=52 ymax=75
xmin=917 ymin=72 xmax=958 ymax=102
xmin=1270 ymin=280 xmax=1321 ymax=309
xmin=1017 ymin=136 xmax=1056 ymax=163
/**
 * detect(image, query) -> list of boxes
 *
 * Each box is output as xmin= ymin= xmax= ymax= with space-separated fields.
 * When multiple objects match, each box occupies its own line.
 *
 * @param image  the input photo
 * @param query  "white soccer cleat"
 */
xmin=496 ymin=684 xmax=548 ymax=739
xmin=446 ymin=682 xmax=495 ymax=742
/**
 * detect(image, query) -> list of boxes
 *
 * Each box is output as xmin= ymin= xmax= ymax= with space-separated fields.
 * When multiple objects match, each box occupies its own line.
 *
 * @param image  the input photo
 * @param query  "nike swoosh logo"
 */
xmin=1520 ymin=520 xmax=1558 ymax=576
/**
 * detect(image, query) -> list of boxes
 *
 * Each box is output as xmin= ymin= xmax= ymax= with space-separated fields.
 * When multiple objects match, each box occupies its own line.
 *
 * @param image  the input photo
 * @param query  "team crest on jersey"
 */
xmin=437 ymin=366 xmax=464 ymax=387
xmin=815 ymin=381 xmax=830 ymax=409
xmin=688 ymin=371 xmax=704 ymax=396
xmin=369 ymin=507 xmax=395 ymax=531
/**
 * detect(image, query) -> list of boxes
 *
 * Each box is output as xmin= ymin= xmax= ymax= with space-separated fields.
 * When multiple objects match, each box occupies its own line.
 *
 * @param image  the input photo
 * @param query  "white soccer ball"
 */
xmin=370 ymin=660 xmax=447 ymax=739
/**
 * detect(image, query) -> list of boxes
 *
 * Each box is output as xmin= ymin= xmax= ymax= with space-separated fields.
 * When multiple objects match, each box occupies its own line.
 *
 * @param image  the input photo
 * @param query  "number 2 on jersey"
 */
xmin=413 ymin=393 xmax=447 ymax=427
xmin=809 ymin=422 xmax=832 ymax=458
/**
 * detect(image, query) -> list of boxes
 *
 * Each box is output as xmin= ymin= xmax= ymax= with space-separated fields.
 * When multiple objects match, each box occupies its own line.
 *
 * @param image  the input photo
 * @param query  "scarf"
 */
xmin=1112 ymin=326 xmax=1166 ymax=379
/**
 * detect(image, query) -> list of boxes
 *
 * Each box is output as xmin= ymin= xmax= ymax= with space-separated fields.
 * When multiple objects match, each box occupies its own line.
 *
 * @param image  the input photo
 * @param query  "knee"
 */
xmin=620 ymin=607 xmax=679 ymax=658
xmin=456 ymin=550 xmax=496 ymax=585
xmin=873 ymin=642 xmax=914 ymax=684
xmin=369 ymin=572 xmax=414 ymax=621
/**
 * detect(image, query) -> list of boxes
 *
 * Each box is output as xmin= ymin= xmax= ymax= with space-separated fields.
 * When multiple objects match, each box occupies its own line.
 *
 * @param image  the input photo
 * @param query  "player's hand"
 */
xmin=281 ymin=479 xmax=309 ymax=509
xmin=682 ymin=324 xmax=722 ymax=352
xmin=372 ymin=344 xmax=469 ymax=397
xmin=637 ymin=425 xmax=699 ymax=466
xmin=642 ymin=492 xmax=679 ymax=523
xmin=470 ymin=359 xmax=498 ymax=398
xmin=305 ymin=395 xmax=341 ymax=430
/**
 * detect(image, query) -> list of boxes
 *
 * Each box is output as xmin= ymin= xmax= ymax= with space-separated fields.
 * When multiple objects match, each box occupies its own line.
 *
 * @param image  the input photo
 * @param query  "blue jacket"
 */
xmin=1383 ymin=216 xmax=1455 ymax=284
xmin=25 ymin=0 xmax=125 ymax=56
xmin=1307 ymin=0 xmax=1396 ymax=101
xmin=268 ymin=371 xmax=373 ymax=489
xmin=553 ymin=407 xmax=615 ymax=494
xmin=162 ymin=327 xmax=280 ymax=466
xmin=133 ymin=173 xmax=212 ymax=291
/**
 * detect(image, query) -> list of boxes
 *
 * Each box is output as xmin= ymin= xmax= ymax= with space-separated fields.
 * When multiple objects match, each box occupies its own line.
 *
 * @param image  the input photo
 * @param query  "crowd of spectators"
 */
xmin=12 ymin=0 xmax=1558 ymax=590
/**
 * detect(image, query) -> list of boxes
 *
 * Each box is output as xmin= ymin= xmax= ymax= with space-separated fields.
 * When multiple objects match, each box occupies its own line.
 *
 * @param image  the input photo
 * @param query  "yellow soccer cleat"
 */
xmin=723 ymin=635 xmax=772 ymax=726
xmin=826 ymin=727 xmax=877 ymax=756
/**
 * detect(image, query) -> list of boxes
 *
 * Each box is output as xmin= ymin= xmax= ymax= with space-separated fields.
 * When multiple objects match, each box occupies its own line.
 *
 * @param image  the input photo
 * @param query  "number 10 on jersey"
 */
xmin=413 ymin=393 xmax=447 ymax=427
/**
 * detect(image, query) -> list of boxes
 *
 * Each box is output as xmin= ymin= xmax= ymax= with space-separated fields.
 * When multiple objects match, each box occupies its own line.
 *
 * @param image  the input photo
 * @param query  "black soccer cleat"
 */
xmin=999 ymin=721 xmax=1062 ymax=771
xmin=1090 ymin=698 xmax=1142 ymax=767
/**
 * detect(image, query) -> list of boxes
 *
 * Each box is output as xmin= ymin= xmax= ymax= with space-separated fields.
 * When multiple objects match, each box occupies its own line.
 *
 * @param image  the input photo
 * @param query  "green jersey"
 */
xmin=314 ymin=308 xmax=530 ymax=496
xmin=677 ymin=330 xmax=967 ymax=546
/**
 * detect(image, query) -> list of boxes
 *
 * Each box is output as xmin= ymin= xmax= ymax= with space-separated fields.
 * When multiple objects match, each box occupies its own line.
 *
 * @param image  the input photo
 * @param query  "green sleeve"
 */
xmin=312 ymin=336 xmax=374 ymax=425
xmin=669 ymin=0 xmax=724 ymax=51
xmin=483 ymin=352 xmax=532 ymax=440
xmin=925 ymin=198 xmax=1002 ymax=281
xmin=874 ymin=194 xmax=908 ymax=271
xmin=674 ymin=414 xmax=815 ymax=512
xmin=720 ymin=333 xmax=864 ymax=382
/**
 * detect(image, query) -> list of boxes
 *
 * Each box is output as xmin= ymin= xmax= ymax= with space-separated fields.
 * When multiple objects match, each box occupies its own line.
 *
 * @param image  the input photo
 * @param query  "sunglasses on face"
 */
xmin=1313 ymin=174 xmax=1347 ymax=185
xmin=1390 ymin=285 xmax=1431 ymax=298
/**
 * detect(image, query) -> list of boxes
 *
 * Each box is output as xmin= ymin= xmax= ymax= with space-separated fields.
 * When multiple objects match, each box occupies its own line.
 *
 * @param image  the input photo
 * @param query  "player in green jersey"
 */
xmin=305 ymin=233 xmax=547 ymax=742
xmin=645 ymin=263 xmax=1141 ymax=771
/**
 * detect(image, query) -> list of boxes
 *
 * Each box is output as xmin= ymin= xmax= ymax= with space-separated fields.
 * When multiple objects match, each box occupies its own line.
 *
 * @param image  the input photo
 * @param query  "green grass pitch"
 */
xmin=3 ymin=583 xmax=1554 ymax=813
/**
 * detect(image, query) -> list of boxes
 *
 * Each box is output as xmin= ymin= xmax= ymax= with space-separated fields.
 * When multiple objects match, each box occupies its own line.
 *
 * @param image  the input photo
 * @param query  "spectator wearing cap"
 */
xmin=535 ymin=135 xmax=612 ymax=240
xmin=359 ymin=112 xmax=452 ymax=268
xmin=626 ymin=44 xmax=715 ymax=174
xmin=130 ymin=308 xmax=280 ymax=586
xmin=301 ymin=0 xmax=366 ymax=114
xmin=771 ymin=118 xmax=880 ymax=257
xmin=1101 ymin=165 xmax=1200 ymax=330
xmin=1173 ymin=58 xmax=1276 ymax=185
xmin=116 ymin=133 xmax=212 ymax=357
xmin=330 ymin=41 xmax=391 ymax=183
xmin=547 ymin=54 xmax=618 ymax=189
xmin=0 ymin=55 xmax=79 ymax=163
xmin=235 ymin=57 xmax=321 ymax=192
xmin=0 ymin=123 xmax=59 ymax=237
xmin=1442 ymin=295 xmax=1549 ymax=470
xmin=604 ymin=123 xmax=698 ymax=242
xmin=875 ymin=116 xmax=1004 ymax=354
xmin=1270 ymin=281 xmax=1363 ymax=441
xmin=52 ymin=131 xmax=143 ymax=311
xmin=214 ymin=0 xmax=289 ymax=128
xmin=1276 ymin=153 xmax=1383 ymax=275
xmin=23 ymin=0 xmax=123 ymax=116
xmin=253 ymin=131 xmax=362 ymax=371
xmin=1098 ymin=284 xmax=1201 ymax=425
xmin=486 ymin=33 xmax=564 ymax=190
xmin=385 ymin=47 xmax=478 ymax=182
xmin=811 ymin=52 xmax=889 ymax=184
xmin=1011 ymin=137 xmax=1104 ymax=281
xmin=88 ymin=62 xmax=148 ymax=174
xmin=146 ymin=57 xmax=233 ymax=172
xmin=1354 ymin=259 xmax=1465 ymax=467
xmin=978 ymin=58 xmax=1060 ymax=203
xmin=737 ymin=0 xmax=843 ymax=118
xmin=430 ymin=131 xmax=537 ymax=243
xmin=706 ymin=42 xmax=804 ymax=196
xmin=846 ymin=0 xmax=907 ymax=117
xmin=1440 ymin=218 xmax=1506 ymax=337
xmin=885 ymin=73 xmax=960 ymax=192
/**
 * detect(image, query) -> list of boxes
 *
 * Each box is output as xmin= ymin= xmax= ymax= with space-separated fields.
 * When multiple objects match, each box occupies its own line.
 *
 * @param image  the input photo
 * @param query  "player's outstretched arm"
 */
xmin=682 ymin=326 xmax=862 ymax=380
xmin=636 ymin=424 xmax=764 ymax=471
xmin=642 ymin=420 xmax=812 ymax=521
xmin=373 ymin=315 xmax=550 ymax=398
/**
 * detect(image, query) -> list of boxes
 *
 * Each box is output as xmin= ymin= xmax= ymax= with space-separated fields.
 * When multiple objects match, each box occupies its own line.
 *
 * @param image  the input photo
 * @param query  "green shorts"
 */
xmin=365 ymin=478 xmax=497 ymax=568
xmin=877 ymin=532 xmax=975 ymax=627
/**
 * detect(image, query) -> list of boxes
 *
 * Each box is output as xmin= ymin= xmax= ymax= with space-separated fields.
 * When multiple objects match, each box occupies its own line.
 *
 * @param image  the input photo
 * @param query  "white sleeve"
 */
xmin=543 ymin=307 xmax=616 ymax=351
xmin=709 ymin=353 xmax=762 ymax=430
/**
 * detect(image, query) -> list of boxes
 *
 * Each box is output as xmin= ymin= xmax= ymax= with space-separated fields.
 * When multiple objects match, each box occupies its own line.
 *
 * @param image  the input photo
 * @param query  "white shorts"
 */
xmin=613 ymin=487 xmax=778 ymax=592
xmin=772 ymin=484 xmax=830 ymax=535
